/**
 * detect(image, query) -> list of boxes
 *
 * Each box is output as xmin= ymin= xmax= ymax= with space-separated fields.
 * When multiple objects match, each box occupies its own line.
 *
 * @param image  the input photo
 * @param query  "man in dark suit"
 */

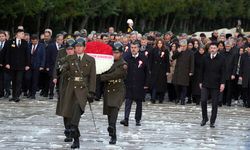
xmin=24 ymin=34 xmax=46 ymax=99
xmin=0 ymin=30 xmax=7 ymax=98
xmin=120 ymin=42 xmax=150 ymax=126
xmin=199 ymin=42 xmax=226 ymax=128
xmin=39 ymin=30 xmax=53 ymax=97
xmin=220 ymin=41 xmax=237 ymax=106
xmin=239 ymin=44 xmax=250 ymax=108
xmin=44 ymin=34 xmax=64 ymax=99
xmin=139 ymin=37 xmax=153 ymax=59
xmin=1 ymin=31 xmax=11 ymax=98
xmin=5 ymin=29 xmax=30 ymax=102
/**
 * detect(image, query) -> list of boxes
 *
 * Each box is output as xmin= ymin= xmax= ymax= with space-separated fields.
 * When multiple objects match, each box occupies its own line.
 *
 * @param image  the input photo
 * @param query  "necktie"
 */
xmin=211 ymin=55 xmax=215 ymax=59
xmin=18 ymin=40 xmax=21 ymax=47
xmin=31 ymin=45 xmax=36 ymax=54
xmin=78 ymin=56 xmax=81 ymax=61
xmin=0 ymin=42 xmax=3 ymax=49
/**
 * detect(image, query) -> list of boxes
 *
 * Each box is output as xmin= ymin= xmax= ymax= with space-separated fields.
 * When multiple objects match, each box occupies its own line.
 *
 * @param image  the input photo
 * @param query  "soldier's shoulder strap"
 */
xmin=84 ymin=54 xmax=95 ymax=63
xmin=120 ymin=59 xmax=128 ymax=70
xmin=66 ymin=54 xmax=77 ymax=61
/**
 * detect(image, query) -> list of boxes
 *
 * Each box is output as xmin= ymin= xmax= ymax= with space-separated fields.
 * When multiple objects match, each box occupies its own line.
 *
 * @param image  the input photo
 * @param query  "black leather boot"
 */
xmin=107 ymin=126 xmax=115 ymax=136
xmin=64 ymin=129 xmax=73 ymax=142
xmin=109 ymin=134 xmax=117 ymax=145
xmin=71 ymin=137 xmax=80 ymax=149
xmin=69 ymin=126 xmax=80 ymax=149
xmin=107 ymin=126 xmax=117 ymax=144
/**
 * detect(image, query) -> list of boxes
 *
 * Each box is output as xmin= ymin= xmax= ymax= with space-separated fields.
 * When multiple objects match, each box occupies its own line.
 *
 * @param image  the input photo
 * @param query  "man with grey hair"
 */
xmin=43 ymin=34 xmax=64 ymax=99
xmin=164 ymin=31 xmax=173 ymax=47
xmin=219 ymin=40 xmax=237 ymax=106
xmin=172 ymin=39 xmax=194 ymax=105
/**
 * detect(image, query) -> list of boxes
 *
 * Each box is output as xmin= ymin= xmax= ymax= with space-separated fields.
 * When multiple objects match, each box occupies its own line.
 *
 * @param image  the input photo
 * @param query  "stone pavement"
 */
xmin=0 ymin=96 xmax=249 ymax=150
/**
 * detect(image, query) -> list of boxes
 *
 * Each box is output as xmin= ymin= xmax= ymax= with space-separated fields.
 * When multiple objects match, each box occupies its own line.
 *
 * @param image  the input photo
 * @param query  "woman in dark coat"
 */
xmin=191 ymin=46 xmax=205 ymax=105
xmin=150 ymin=39 xmax=170 ymax=103
xmin=186 ymin=41 xmax=196 ymax=103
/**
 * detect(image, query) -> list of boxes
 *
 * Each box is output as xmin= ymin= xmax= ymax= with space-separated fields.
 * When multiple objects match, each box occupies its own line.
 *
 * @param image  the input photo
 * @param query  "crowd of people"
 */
xmin=0 ymin=22 xmax=250 ymax=148
xmin=0 ymin=25 xmax=249 ymax=107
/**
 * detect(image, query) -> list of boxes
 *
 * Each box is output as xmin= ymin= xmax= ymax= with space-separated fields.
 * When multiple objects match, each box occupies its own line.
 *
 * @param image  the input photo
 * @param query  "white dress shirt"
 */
xmin=77 ymin=54 xmax=84 ymax=61
xmin=56 ymin=42 xmax=61 ymax=50
xmin=16 ymin=38 xmax=21 ymax=47
xmin=132 ymin=53 xmax=139 ymax=58
xmin=210 ymin=53 xmax=217 ymax=59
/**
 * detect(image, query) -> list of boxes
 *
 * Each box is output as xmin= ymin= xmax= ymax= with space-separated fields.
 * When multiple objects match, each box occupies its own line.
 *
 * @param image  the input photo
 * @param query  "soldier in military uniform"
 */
xmin=53 ymin=38 xmax=75 ymax=143
xmin=100 ymin=42 xmax=127 ymax=145
xmin=61 ymin=38 xmax=96 ymax=149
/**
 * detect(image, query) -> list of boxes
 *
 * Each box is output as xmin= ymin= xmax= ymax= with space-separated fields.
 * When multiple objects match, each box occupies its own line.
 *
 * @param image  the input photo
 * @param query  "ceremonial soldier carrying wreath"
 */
xmin=60 ymin=38 xmax=96 ymax=149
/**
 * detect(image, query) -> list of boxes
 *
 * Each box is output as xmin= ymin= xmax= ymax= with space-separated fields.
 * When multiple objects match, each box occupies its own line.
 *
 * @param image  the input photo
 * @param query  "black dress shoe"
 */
xmin=43 ymin=93 xmax=48 ymax=97
xmin=136 ymin=121 xmax=141 ymax=126
xmin=40 ymin=91 xmax=44 ymax=96
xmin=120 ymin=119 xmax=129 ymax=126
xmin=14 ymin=98 xmax=20 ymax=102
xmin=181 ymin=100 xmax=185 ymax=105
xmin=23 ymin=92 xmax=28 ymax=97
xmin=9 ymin=98 xmax=15 ymax=101
xmin=210 ymin=123 xmax=215 ymax=128
xmin=30 ymin=96 xmax=36 ymax=99
xmin=200 ymin=119 xmax=208 ymax=126
xmin=49 ymin=95 xmax=53 ymax=99
xmin=64 ymin=137 xmax=73 ymax=142
xmin=27 ymin=93 xmax=32 ymax=98
xmin=0 ymin=93 xmax=4 ymax=98
xmin=175 ymin=99 xmax=179 ymax=104
xmin=151 ymin=99 xmax=156 ymax=104
xmin=109 ymin=135 xmax=117 ymax=145
xmin=71 ymin=137 xmax=80 ymax=149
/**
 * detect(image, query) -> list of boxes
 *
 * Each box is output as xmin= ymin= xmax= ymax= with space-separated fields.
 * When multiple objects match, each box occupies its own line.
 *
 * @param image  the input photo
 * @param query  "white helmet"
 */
xmin=127 ymin=19 xmax=134 ymax=24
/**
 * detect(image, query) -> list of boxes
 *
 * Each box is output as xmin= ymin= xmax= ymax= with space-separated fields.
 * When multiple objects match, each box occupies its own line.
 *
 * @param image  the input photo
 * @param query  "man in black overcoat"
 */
xmin=120 ymin=42 xmax=150 ymax=126
xmin=5 ymin=29 xmax=30 ymax=102
xmin=239 ymin=44 xmax=250 ymax=108
xmin=199 ymin=42 xmax=226 ymax=128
